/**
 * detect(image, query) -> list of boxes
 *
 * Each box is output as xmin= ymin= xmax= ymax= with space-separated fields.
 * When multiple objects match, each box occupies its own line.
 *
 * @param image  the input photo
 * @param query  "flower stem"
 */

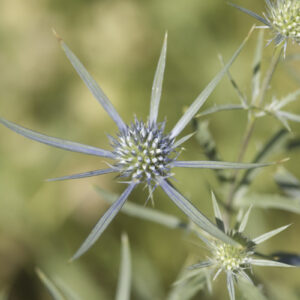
xmin=224 ymin=45 xmax=283 ymax=218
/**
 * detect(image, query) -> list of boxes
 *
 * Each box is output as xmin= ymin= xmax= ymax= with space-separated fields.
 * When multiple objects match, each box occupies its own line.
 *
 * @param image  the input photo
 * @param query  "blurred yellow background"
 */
xmin=0 ymin=0 xmax=299 ymax=299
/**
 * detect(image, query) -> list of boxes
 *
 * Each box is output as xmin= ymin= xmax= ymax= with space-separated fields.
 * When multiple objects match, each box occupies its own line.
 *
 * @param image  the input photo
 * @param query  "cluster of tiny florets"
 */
xmin=112 ymin=119 xmax=176 ymax=185
xmin=267 ymin=0 xmax=300 ymax=44
xmin=214 ymin=242 xmax=250 ymax=272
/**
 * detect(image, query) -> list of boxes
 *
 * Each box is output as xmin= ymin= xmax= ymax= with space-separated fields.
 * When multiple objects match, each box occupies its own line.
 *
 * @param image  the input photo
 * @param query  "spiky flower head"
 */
xmin=231 ymin=0 xmax=300 ymax=53
xmin=0 ymin=29 xmax=269 ymax=260
xmin=266 ymin=0 xmax=300 ymax=45
xmin=187 ymin=193 xmax=293 ymax=300
xmin=112 ymin=119 xmax=176 ymax=186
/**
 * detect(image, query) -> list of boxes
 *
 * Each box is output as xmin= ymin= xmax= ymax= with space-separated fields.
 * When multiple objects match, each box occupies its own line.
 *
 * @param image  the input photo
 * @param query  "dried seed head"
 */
xmin=266 ymin=0 xmax=300 ymax=44
xmin=113 ymin=119 xmax=176 ymax=185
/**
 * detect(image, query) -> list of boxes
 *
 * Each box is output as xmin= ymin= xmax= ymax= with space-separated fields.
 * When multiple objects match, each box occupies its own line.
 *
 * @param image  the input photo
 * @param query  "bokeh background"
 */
xmin=0 ymin=0 xmax=299 ymax=299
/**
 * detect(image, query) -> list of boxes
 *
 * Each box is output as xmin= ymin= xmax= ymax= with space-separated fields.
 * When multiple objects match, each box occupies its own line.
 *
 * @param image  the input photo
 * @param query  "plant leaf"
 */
xmin=274 ymin=167 xmax=300 ymax=198
xmin=237 ymin=277 xmax=267 ymax=300
xmin=173 ymin=132 xmax=196 ymax=149
xmin=94 ymin=186 xmax=186 ymax=229
xmin=149 ymin=32 xmax=168 ymax=124
xmin=47 ymin=168 xmax=116 ymax=182
xmin=238 ymin=128 xmax=289 ymax=187
xmin=228 ymin=3 xmax=270 ymax=26
xmin=211 ymin=192 xmax=225 ymax=231
xmin=235 ymin=193 xmax=300 ymax=214
xmin=167 ymin=267 xmax=209 ymax=300
xmin=238 ymin=206 xmax=252 ymax=232
xmin=250 ymin=259 xmax=293 ymax=267
xmin=36 ymin=268 xmax=66 ymax=300
xmin=71 ymin=183 xmax=136 ymax=261
xmin=116 ymin=233 xmax=131 ymax=300
xmin=197 ymin=104 xmax=245 ymax=118
xmin=188 ymin=261 xmax=213 ymax=270
xmin=0 ymin=117 xmax=115 ymax=159
xmin=159 ymin=179 xmax=238 ymax=246
xmin=274 ymin=89 xmax=300 ymax=110
xmin=171 ymin=160 xmax=275 ymax=169
xmin=226 ymin=272 xmax=235 ymax=300
xmin=170 ymin=28 xmax=253 ymax=139
xmin=253 ymin=224 xmax=290 ymax=245
xmin=54 ymin=31 xmax=126 ymax=132
xmin=251 ymin=30 xmax=264 ymax=104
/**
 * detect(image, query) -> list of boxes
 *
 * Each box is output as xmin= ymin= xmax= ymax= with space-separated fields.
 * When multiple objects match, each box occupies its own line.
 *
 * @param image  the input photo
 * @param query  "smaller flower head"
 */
xmin=187 ymin=193 xmax=293 ymax=300
xmin=265 ymin=0 xmax=300 ymax=45
xmin=231 ymin=0 xmax=300 ymax=53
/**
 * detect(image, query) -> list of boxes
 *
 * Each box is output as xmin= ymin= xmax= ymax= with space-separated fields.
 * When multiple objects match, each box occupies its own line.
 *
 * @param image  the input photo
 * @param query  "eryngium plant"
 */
xmin=231 ymin=0 xmax=300 ymax=52
xmin=186 ymin=193 xmax=293 ymax=300
xmin=0 ymin=30 xmax=271 ymax=260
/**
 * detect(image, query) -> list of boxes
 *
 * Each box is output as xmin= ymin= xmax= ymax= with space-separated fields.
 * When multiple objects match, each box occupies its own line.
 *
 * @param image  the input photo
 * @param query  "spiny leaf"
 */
xmin=149 ymin=32 xmax=168 ymax=124
xmin=235 ymin=193 xmax=300 ymax=214
xmin=170 ymin=27 xmax=254 ymax=139
xmin=253 ymin=224 xmax=290 ymax=245
xmin=36 ymin=269 xmax=66 ymax=300
xmin=53 ymin=29 xmax=126 ymax=132
xmin=0 ymin=117 xmax=116 ymax=158
xmin=116 ymin=233 xmax=131 ymax=300
xmin=94 ymin=186 xmax=186 ymax=230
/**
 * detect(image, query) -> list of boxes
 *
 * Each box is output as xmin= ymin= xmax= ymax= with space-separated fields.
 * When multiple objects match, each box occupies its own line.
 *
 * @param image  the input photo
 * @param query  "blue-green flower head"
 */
xmin=0 ymin=29 xmax=270 ymax=260
xmin=266 ymin=0 xmax=300 ymax=45
xmin=113 ymin=119 xmax=176 ymax=186
xmin=231 ymin=0 xmax=300 ymax=53
xmin=187 ymin=193 xmax=293 ymax=300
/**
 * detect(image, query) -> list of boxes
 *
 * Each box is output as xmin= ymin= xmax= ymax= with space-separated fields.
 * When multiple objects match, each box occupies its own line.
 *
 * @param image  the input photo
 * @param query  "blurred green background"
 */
xmin=0 ymin=0 xmax=299 ymax=299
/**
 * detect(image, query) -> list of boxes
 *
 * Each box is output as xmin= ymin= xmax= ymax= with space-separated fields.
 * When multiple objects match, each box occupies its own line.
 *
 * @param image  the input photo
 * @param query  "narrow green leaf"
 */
xmin=197 ymin=104 xmax=245 ymax=118
xmin=274 ymin=167 xmax=300 ymax=198
xmin=218 ymin=54 xmax=247 ymax=105
xmin=250 ymin=259 xmax=293 ymax=267
xmin=94 ymin=186 xmax=186 ymax=230
xmin=253 ymin=224 xmax=290 ymax=245
xmin=53 ymin=30 xmax=126 ymax=132
xmin=167 ymin=268 xmax=209 ymax=300
xmin=116 ymin=233 xmax=131 ymax=300
xmin=277 ymin=111 xmax=300 ymax=123
xmin=237 ymin=277 xmax=267 ymax=300
xmin=211 ymin=192 xmax=225 ymax=231
xmin=238 ymin=129 xmax=289 ymax=187
xmin=171 ymin=160 xmax=276 ymax=169
xmin=71 ymin=183 xmax=136 ymax=261
xmin=149 ymin=32 xmax=168 ymax=124
xmin=238 ymin=206 xmax=252 ymax=232
xmin=0 ymin=117 xmax=116 ymax=158
xmin=36 ymin=269 xmax=66 ymax=300
xmin=235 ymin=193 xmax=300 ymax=214
xmin=173 ymin=132 xmax=196 ymax=148
xmin=228 ymin=3 xmax=270 ymax=26
xmin=160 ymin=179 xmax=238 ymax=246
xmin=275 ymin=89 xmax=300 ymax=110
xmin=251 ymin=30 xmax=264 ymax=104
xmin=170 ymin=27 xmax=254 ymax=139
xmin=226 ymin=272 xmax=235 ymax=300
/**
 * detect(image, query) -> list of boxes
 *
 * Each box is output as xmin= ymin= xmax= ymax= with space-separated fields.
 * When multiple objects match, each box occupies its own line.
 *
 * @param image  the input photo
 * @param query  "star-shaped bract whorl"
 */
xmin=0 ymin=29 xmax=271 ymax=260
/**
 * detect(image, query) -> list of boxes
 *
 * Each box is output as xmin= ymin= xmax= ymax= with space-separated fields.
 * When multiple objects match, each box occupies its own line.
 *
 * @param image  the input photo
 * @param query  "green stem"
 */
xmin=225 ymin=46 xmax=283 ymax=217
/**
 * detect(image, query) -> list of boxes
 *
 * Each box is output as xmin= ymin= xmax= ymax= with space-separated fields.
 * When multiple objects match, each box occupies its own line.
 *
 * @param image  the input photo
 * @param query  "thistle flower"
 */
xmin=0 ymin=30 xmax=268 ymax=260
xmin=187 ymin=193 xmax=293 ymax=300
xmin=231 ymin=0 xmax=300 ymax=53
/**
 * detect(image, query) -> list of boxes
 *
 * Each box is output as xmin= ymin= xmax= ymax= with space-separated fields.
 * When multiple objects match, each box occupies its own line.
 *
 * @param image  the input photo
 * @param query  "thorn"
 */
xmin=52 ymin=28 xmax=63 ymax=43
